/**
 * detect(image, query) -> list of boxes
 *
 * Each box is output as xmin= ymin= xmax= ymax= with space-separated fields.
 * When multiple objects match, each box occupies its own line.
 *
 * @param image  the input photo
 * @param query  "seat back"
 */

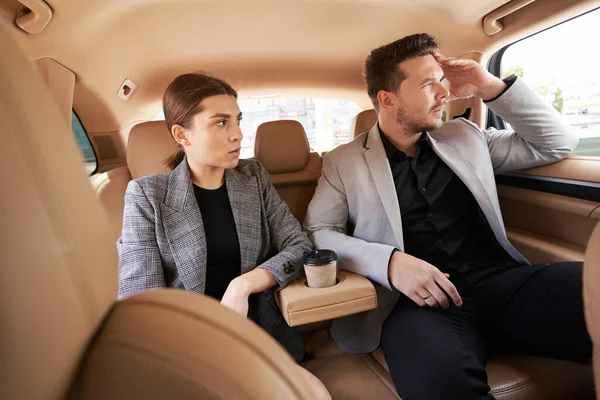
xmin=351 ymin=109 xmax=377 ymax=139
xmin=584 ymin=222 xmax=600 ymax=393
xmin=254 ymin=120 xmax=322 ymax=223
xmin=0 ymin=22 xmax=118 ymax=399
xmin=0 ymin=24 xmax=314 ymax=400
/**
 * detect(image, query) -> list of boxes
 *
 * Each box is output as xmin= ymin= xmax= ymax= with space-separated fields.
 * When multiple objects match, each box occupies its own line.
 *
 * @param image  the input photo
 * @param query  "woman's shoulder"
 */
xmin=127 ymin=172 xmax=170 ymax=201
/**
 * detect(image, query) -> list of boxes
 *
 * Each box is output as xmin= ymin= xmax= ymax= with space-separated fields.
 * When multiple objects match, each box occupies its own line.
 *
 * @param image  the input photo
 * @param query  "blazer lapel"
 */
xmin=426 ymin=134 xmax=506 ymax=237
xmin=225 ymin=168 xmax=261 ymax=274
xmin=363 ymin=125 xmax=405 ymax=250
xmin=161 ymin=159 xmax=207 ymax=293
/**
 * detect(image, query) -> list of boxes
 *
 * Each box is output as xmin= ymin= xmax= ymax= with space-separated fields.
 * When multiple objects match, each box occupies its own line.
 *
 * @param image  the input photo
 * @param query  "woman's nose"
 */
xmin=231 ymin=125 xmax=243 ymax=141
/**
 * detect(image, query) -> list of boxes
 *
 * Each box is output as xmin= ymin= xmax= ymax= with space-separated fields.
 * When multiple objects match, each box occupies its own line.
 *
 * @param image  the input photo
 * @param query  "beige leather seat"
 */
xmin=584 ymin=222 xmax=600 ymax=396
xmin=90 ymin=166 xmax=132 ymax=241
xmin=0 ymin=24 xmax=316 ymax=400
xmin=127 ymin=121 xmax=179 ymax=179
xmin=254 ymin=120 xmax=322 ymax=223
xmin=88 ymin=121 xmax=177 ymax=243
xmin=351 ymin=108 xmax=378 ymax=139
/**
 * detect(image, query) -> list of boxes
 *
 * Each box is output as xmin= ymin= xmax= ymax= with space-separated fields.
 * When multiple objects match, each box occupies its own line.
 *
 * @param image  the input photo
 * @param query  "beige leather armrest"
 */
xmin=276 ymin=270 xmax=377 ymax=327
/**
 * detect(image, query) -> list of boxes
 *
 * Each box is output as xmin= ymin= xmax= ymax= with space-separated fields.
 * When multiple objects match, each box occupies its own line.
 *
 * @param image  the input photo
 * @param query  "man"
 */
xmin=304 ymin=33 xmax=591 ymax=399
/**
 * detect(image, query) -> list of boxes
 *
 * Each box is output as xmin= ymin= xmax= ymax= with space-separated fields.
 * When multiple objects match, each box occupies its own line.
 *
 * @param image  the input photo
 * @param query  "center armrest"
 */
xmin=276 ymin=270 xmax=378 ymax=327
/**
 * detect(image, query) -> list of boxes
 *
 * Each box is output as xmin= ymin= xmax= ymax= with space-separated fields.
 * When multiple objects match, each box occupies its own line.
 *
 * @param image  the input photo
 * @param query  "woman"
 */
xmin=117 ymin=73 xmax=330 ymax=399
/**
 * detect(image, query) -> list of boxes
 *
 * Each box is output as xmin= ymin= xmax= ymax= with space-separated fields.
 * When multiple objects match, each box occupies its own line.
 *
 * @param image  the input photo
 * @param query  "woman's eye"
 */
xmin=216 ymin=120 xmax=226 ymax=127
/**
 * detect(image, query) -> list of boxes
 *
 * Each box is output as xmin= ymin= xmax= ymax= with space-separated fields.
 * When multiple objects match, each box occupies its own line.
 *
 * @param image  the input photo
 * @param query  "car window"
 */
xmin=496 ymin=7 xmax=600 ymax=157
xmin=72 ymin=111 xmax=97 ymax=174
xmin=237 ymin=98 xmax=361 ymax=158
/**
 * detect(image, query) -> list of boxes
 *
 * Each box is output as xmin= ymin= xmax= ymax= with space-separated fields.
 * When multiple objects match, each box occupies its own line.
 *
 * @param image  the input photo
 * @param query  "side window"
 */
xmin=490 ymin=8 xmax=600 ymax=157
xmin=237 ymin=98 xmax=362 ymax=158
xmin=72 ymin=111 xmax=97 ymax=174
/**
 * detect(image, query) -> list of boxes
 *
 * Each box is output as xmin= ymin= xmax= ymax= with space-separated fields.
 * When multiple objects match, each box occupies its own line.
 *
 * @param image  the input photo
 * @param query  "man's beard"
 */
xmin=395 ymin=105 xmax=443 ymax=134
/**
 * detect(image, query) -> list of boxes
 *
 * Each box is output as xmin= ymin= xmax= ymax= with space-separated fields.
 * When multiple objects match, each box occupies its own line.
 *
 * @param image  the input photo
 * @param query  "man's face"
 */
xmin=388 ymin=54 xmax=449 ymax=133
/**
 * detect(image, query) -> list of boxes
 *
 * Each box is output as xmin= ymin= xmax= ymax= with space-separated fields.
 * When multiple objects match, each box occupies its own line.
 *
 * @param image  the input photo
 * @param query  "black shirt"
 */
xmin=193 ymin=183 xmax=241 ymax=300
xmin=381 ymin=131 xmax=521 ymax=287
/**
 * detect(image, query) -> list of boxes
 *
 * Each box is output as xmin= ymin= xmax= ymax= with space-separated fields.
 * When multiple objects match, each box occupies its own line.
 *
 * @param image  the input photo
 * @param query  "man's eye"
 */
xmin=237 ymin=118 xmax=243 ymax=125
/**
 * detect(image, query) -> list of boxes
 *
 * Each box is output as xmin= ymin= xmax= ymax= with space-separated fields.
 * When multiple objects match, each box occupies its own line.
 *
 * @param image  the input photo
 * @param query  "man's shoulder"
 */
xmin=429 ymin=118 xmax=483 ymax=141
xmin=327 ymin=133 xmax=367 ymax=159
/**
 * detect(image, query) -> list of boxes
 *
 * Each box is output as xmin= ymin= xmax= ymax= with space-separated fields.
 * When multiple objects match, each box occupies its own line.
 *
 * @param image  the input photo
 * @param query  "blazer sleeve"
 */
xmin=254 ymin=162 xmax=313 ymax=290
xmin=117 ymin=180 xmax=166 ymax=299
xmin=464 ymin=77 xmax=578 ymax=172
xmin=303 ymin=153 xmax=396 ymax=291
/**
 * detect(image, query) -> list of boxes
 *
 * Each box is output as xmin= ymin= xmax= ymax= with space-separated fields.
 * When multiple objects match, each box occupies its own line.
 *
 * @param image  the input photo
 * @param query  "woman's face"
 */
xmin=174 ymin=94 xmax=243 ymax=169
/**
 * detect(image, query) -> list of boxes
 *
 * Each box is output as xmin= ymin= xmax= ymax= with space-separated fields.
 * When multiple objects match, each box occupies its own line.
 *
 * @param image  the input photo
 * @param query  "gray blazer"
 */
xmin=117 ymin=158 xmax=312 ymax=359
xmin=304 ymin=77 xmax=579 ymax=353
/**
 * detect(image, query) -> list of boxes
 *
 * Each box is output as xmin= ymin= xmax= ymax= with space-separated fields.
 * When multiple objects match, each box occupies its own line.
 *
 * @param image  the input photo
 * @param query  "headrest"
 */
xmin=351 ymin=109 xmax=378 ymax=139
xmin=254 ymin=120 xmax=310 ymax=174
xmin=127 ymin=121 xmax=179 ymax=179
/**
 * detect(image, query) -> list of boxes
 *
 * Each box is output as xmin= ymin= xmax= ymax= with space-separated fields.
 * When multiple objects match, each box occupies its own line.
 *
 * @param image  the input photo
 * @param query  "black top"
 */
xmin=193 ymin=183 xmax=241 ymax=300
xmin=381 ymin=131 xmax=521 ymax=287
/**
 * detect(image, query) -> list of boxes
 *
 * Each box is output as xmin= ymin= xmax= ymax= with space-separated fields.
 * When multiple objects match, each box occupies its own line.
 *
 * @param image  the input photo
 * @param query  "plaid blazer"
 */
xmin=117 ymin=158 xmax=311 ymax=360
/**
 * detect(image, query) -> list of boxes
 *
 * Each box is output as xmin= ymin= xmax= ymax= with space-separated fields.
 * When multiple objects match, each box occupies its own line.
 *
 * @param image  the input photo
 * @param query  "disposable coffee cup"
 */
xmin=303 ymin=250 xmax=338 ymax=288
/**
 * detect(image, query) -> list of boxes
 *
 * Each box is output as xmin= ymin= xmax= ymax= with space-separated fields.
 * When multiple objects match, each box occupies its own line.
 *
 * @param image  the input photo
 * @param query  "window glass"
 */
xmin=500 ymin=8 xmax=600 ymax=157
xmin=237 ymin=98 xmax=362 ymax=158
xmin=72 ymin=111 xmax=97 ymax=174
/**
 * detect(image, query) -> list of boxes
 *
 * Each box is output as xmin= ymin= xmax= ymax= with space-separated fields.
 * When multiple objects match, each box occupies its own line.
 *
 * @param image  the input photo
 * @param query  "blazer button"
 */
xmin=284 ymin=264 xmax=295 ymax=274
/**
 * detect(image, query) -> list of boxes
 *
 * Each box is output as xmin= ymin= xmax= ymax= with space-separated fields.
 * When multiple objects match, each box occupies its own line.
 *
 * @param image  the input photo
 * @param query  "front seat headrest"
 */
xmin=127 ymin=121 xmax=179 ymax=179
xmin=255 ymin=120 xmax=310 ymax=174
xmin=351 ymin=109 xmax=378 ymax=139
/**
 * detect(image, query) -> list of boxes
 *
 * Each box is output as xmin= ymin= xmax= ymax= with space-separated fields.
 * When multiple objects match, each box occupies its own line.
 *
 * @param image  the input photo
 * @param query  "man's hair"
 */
xmin=364 ymin=33 xmax=439 ymax=109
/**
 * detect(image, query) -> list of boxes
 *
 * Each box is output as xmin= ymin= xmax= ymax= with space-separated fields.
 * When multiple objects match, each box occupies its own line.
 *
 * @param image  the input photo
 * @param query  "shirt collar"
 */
xmin=379 ymin=125 xmax=429 ymax=161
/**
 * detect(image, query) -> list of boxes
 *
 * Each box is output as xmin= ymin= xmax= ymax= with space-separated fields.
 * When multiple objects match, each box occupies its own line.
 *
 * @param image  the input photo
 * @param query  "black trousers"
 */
xmin=381 ymin=262 xmax=592 ymax=400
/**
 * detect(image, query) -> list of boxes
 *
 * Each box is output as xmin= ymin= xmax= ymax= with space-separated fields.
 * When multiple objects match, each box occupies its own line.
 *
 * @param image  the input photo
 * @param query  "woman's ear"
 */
xmin=171 ymin=124 xmax=190 ymax=147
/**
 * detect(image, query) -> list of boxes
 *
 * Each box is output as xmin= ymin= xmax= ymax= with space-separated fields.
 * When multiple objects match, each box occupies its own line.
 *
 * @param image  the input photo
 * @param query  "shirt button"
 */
xmin=412 ymin=161 xmax=417 ymax=167
xmin=421 ymin=187 xmax=427 ymax=193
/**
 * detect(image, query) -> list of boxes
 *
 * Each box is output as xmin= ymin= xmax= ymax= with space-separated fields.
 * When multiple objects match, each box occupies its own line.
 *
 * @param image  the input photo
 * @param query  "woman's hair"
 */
xmin=163 ymin=73 xmax=238 ymax=170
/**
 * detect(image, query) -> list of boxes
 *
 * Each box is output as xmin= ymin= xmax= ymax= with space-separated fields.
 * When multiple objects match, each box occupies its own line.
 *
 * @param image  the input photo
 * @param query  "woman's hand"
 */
xmin=220 ymin=277 xmax=251 ymax=317
xmin=220 ymin=268 xmax=278 ymax=316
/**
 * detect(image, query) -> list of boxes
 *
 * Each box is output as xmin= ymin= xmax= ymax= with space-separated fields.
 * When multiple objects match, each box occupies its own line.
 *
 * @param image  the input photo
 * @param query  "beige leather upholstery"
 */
xmin=1 ymin=24 xmax=316 ymax=400
xmin=584 ymin=222 xmax=600 ymax=395
xmin=277 ymin=270 xmax=377 ymax=326
xmin=127 ymin=120 xmax=178 ymax=179
xmin=301 ymin=330 xmax=594 ymax=400
xmin=1 ymin=22 xmax=117 ymax=399
xmin=255 ymin=120 xmax=322 ymax=222
xmin=34 ymin=58 xmax=76 ymax=130
xmin=73 ymin=290 xmax=315 ymax=400
xmin=255 ymin=120 xmax=310 ymax=174
xmin=351 ymin=109 xmax=378 ymax=139
xmin=89 ymin=166 xmax=132 ymax=241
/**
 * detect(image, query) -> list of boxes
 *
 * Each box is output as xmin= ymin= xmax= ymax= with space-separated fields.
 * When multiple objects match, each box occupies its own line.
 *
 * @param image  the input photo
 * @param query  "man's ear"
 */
xmin=171 ymin=124 xmax=190 ymax=146
xmin=377 ymin=90 xmax=396 ymax=111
